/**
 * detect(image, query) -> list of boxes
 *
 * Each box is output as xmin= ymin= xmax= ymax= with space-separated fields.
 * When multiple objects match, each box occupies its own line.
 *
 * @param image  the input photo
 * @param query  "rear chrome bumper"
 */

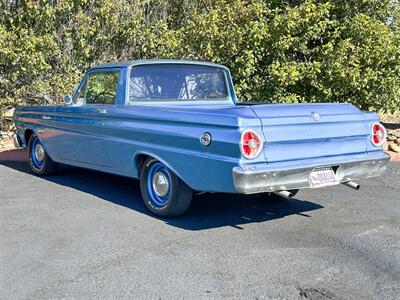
xmin=232 ymin=152 xmax=390 ymax=194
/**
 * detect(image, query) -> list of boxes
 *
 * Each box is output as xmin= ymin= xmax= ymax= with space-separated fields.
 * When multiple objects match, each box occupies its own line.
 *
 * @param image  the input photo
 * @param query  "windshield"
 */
xmin=128 ymin=65 xmax=228 ymax=102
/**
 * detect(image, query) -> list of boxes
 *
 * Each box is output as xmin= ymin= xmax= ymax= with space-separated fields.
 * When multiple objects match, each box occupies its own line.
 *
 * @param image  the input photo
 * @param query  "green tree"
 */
xmin=1 ymin=0 xmax=399 ymax=120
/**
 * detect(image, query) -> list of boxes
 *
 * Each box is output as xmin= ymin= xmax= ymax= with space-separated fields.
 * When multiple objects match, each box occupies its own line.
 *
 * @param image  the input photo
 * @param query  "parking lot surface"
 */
xmin=1 ymin=155 xmax=399 ymax=299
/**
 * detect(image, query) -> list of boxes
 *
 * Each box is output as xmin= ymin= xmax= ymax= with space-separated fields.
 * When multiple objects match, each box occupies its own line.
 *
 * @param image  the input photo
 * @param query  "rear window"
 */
xmin=128 ymin=65 xmax=228 ymax=102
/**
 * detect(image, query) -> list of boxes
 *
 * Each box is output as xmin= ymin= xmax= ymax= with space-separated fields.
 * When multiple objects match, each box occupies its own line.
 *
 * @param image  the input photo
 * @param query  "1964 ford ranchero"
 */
xmin=13 ymin=60 xmax=390 ymax=217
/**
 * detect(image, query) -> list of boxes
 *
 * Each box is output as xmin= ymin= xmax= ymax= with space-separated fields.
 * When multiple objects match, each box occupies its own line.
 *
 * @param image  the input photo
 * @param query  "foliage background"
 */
xmin=1 ymin=0 xmax=399 ymax=118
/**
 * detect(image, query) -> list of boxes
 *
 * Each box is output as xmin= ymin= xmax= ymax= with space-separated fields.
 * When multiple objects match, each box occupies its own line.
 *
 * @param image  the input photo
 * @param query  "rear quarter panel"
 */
xmin=104 ymin=105 xmax=262 ymax=192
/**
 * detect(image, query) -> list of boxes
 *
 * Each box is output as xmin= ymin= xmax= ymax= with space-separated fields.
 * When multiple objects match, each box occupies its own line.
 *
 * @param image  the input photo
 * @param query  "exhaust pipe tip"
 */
xmin=342 ymin=181 xmax=360 ymax=190
xmin=273 ymin=190 xmax=293 ymax=199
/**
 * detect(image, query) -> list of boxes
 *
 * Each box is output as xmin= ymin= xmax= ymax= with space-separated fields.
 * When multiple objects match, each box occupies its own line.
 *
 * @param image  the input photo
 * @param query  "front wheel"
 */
xmin=28 ymin=133 xmax=57 ymax=175
xmin=140 ymin=158 xmax=192 ymax=217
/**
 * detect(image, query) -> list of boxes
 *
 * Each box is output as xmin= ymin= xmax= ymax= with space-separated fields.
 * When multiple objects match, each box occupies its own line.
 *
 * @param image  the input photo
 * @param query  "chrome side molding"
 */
xmin=342 ymin=181 xmax=360 ymax=190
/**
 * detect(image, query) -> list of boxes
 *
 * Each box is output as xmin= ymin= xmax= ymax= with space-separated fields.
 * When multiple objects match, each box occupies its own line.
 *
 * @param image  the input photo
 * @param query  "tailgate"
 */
xmin=251 ymin=103 xmax=368 ymax=163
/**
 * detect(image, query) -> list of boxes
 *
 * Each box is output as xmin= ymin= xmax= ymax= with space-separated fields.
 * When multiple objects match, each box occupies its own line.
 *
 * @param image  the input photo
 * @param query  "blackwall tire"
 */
xmin=28 ymin=133 xmax=57 ymax=175
xmin=140 ymin=158 xmax=192 ymax=217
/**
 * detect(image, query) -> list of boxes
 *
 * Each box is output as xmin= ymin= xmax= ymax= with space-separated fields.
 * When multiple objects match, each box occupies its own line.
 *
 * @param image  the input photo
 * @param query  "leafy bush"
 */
xmin=1 ymin=0 xmax=399 ymax=118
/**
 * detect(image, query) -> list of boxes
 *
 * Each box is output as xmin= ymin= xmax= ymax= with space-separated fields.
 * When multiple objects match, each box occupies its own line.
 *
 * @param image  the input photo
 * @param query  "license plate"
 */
xmin=309 ymin=167 xmax=338 ymax=188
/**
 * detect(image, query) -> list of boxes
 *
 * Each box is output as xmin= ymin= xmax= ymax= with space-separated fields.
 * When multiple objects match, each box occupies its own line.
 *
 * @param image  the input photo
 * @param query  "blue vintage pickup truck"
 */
xmin=13 ymin=60 xmax=389 ymax=217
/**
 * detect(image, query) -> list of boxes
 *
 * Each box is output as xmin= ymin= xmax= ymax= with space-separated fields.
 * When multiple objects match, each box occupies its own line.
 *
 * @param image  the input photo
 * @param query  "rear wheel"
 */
xmin=28 ymin=133 xmax=57 ymax=175
xmin=140 ymin=158 xmax=192 ymax=217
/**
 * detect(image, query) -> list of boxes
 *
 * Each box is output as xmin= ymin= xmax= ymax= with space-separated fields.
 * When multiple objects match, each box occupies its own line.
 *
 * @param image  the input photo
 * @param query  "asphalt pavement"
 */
xmin=1 ymin=154 xmax=399 ymax=299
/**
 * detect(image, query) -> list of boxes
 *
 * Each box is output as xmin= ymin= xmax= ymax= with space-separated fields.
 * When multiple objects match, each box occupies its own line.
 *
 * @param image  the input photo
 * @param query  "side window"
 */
xmin=85 ymin=71 xmax=120 ymax=104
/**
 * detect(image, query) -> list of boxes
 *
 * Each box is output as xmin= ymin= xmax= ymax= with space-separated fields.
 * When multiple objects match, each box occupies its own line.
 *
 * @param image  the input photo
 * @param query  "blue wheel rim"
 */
xmin=147 ymin=162 xmax=172 ymax=208
xmin=31 ymin=137 xmax=44 ymax=168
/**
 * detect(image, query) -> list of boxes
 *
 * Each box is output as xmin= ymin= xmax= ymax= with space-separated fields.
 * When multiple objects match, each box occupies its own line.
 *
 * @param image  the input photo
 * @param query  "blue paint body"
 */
xmin=13 ymin=60 xmax=387 ymax=193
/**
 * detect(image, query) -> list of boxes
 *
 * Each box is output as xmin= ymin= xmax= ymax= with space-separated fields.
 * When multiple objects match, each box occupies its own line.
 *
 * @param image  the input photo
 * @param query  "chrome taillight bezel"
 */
xmin=370 ymin=122 xmax=387 ymax=147
xmin=240 ymin=129 xmax=264 ymax=160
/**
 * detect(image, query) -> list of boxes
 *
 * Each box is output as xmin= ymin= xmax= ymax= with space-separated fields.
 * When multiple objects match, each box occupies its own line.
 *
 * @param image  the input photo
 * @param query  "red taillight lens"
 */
xmin=240 ymin=129 xmax=263 ymax=159
xmin=371 ymin=122 xmax=386 ymax=146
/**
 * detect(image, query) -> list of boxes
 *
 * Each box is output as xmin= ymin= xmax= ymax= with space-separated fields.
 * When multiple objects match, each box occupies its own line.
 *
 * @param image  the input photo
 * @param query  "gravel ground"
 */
xmin=0 ymin=159 xmax=399 ymax=300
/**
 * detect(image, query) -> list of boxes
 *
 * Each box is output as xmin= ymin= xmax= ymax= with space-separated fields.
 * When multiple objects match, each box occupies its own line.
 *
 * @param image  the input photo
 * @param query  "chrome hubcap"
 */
xmin=35 ymin=143 xmax=44 ymax=161
xmin=152 ymin=171 xmax=169 ymax=197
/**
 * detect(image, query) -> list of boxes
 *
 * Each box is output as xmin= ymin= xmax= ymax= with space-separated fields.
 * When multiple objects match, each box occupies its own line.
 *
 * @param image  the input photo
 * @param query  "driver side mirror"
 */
xmin=63 ymin=95 xmax=72 ymax=105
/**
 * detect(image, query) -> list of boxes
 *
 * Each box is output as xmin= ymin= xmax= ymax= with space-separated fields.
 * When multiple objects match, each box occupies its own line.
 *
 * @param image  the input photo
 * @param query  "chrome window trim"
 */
xmin=127 ymin=64 xmax=234 ymax=104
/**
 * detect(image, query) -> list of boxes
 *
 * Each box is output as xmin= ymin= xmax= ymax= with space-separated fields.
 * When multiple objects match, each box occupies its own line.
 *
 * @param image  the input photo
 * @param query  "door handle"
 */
xmin=42 ymin=116 xmax=51 ymax=120
xmin=96 ymin=108 xmax=107 ymax=114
